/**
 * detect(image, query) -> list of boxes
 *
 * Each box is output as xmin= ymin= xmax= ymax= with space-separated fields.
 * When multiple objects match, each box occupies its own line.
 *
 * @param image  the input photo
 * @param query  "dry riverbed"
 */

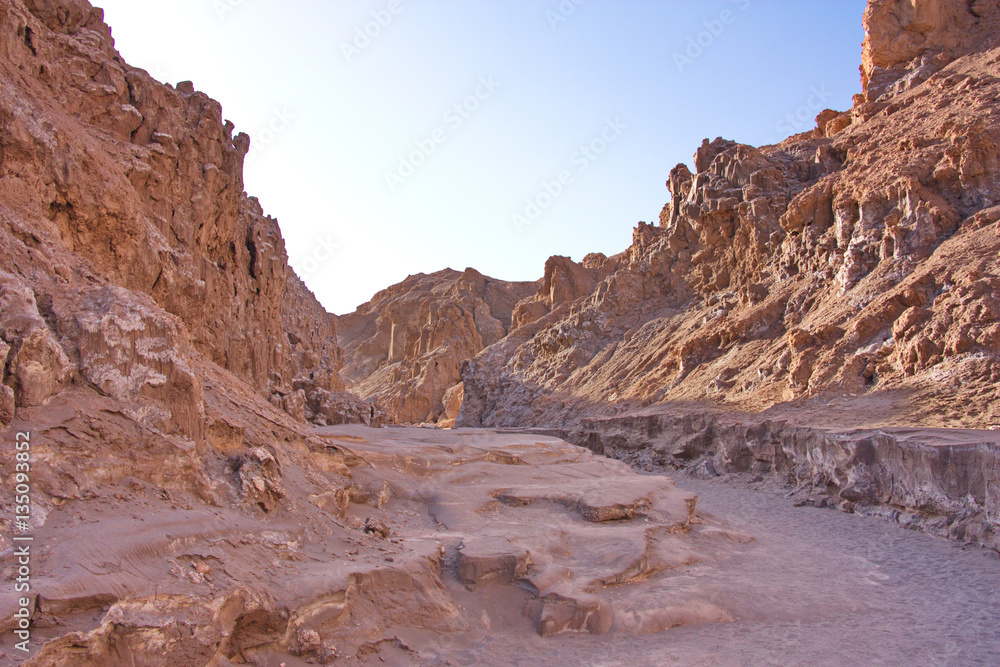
xmin=415 ymin=474 xmax=1000 ymax=667
xmin=2 ymin=427 xmax=998 ymax=666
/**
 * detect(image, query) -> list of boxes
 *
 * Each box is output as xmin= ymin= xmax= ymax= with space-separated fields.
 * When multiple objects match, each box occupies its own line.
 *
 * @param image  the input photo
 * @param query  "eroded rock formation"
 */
xmin=460 ymin=0 xmax=1000 ymax=432
xmin=337 ymin=268 xmax=534 ymax=425
xmin=0 ymin=0 xmax=375 ymax=432
xmin=562 ymin=410 xmax=1000 ymax=552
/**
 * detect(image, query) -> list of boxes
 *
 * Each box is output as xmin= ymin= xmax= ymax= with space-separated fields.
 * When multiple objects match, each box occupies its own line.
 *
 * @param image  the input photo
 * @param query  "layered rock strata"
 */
xmin=561 ymin=410 xmax=1000 ymax=552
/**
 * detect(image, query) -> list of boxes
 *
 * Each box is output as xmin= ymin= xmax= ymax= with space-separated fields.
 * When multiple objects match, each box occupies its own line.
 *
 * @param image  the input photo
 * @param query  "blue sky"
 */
xmin=95 ymin=0 xmax=867 ymax=314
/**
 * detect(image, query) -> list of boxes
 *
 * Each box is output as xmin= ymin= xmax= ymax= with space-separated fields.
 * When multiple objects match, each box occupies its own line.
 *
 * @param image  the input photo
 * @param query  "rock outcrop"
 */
xmin=511 ymin=253 xmax=619 ymax=330
xmin=860 ymin=0 xmax=996 ymax=99
xmin=338 ymin=268 xmax=534 ymax=424
xmin=0 ymin=0 xmax=372 ymax=430
xmin=561 ymin=410 xmax=1000 ymax=552
xmin=460 ymin=0 xmax=1000 ymax=433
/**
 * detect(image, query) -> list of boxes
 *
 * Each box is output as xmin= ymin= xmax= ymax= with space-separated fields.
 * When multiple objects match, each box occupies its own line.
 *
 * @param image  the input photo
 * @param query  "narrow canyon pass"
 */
xmin=342 ymin=0 xmax=1000 ymax=550
xmin=0 ymin=0 xmax=998 ymax=665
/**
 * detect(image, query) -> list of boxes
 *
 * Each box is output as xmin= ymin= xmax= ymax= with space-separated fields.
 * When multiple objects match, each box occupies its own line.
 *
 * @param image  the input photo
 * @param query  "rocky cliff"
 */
xmin=338 ymin=268 xmax=534 ymax=425
xmin=459 ymin=0 xmax=1000 ymax=432
xmin=0 ymin=0 xmax=377 ymax=432
xmin=0 ymin=0 xmax=383 ymax=561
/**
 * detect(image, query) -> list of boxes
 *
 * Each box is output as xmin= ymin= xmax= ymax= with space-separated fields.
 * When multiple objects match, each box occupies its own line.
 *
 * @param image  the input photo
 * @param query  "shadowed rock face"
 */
xmin=459 ymin=0 xmax=1000 ymax=433
xmin=337 ymin=268 xmax=535 ymax=425
xmin=563 ymin=411 xmax=1000 ymax=552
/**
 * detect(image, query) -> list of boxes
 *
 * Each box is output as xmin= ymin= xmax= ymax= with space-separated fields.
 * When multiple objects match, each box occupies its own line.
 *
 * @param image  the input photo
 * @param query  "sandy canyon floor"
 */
xmin=1 ymin=426 xmax=998 ymax=666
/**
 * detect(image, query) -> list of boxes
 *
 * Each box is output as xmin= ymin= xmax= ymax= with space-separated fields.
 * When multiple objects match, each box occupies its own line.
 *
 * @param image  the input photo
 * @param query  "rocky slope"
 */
xmin=0 ymin=0 xmax=381 ymax=429
xmin=460 ymin=0 xmax=1000 ymax=432
xmin=418 ymin=0 xmax=1000 ymax=548
xmin=337 ymin=268 xmax=534 ymax=425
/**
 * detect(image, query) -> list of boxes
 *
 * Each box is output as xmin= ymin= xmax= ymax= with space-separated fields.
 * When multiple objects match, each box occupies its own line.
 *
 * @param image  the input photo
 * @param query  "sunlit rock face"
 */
xmin=459 ymin=0 xmax=1000 ymax=432
xmin=337 ymin=268 xmax=535 ymax=424
xmin=0 ymin=0 xmax=383 ymax=427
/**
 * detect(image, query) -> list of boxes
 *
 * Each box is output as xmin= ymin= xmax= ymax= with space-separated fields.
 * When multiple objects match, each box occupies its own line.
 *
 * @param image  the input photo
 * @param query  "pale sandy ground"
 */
xmin=3 ymin=427 xmax=998 ymax=666
xmin=405 ymin=477 xmax=1000 ymax=667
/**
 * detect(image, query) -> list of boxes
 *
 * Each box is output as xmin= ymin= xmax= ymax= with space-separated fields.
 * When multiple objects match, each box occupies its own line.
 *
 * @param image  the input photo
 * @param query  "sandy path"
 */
xmin=420 ymin=476 xmax=1000 ymax=667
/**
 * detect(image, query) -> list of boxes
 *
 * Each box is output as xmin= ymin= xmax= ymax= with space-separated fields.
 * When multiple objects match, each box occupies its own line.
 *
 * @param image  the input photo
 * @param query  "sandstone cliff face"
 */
xmin=0 ymin=0 xmax=369 ymax=430
xmin=338 ymin=268 xmax=535 ymax=424
xmin=460 ymin=0 xmax=1000 ymax=431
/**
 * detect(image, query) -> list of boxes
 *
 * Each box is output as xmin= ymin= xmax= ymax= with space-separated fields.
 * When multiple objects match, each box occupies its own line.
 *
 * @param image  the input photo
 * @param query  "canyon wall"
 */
xmin=0 ymin=0 xmax=376 ymax=432
xmin=0 ymin=0 xmax=385 ymax=521
xmin=459 ymin=0 xmax=1000 ymax=432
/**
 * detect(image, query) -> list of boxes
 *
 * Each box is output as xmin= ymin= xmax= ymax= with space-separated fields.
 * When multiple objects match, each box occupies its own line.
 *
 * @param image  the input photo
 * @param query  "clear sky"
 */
xmin=95 ymin=0 xmax=867 ymax=315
